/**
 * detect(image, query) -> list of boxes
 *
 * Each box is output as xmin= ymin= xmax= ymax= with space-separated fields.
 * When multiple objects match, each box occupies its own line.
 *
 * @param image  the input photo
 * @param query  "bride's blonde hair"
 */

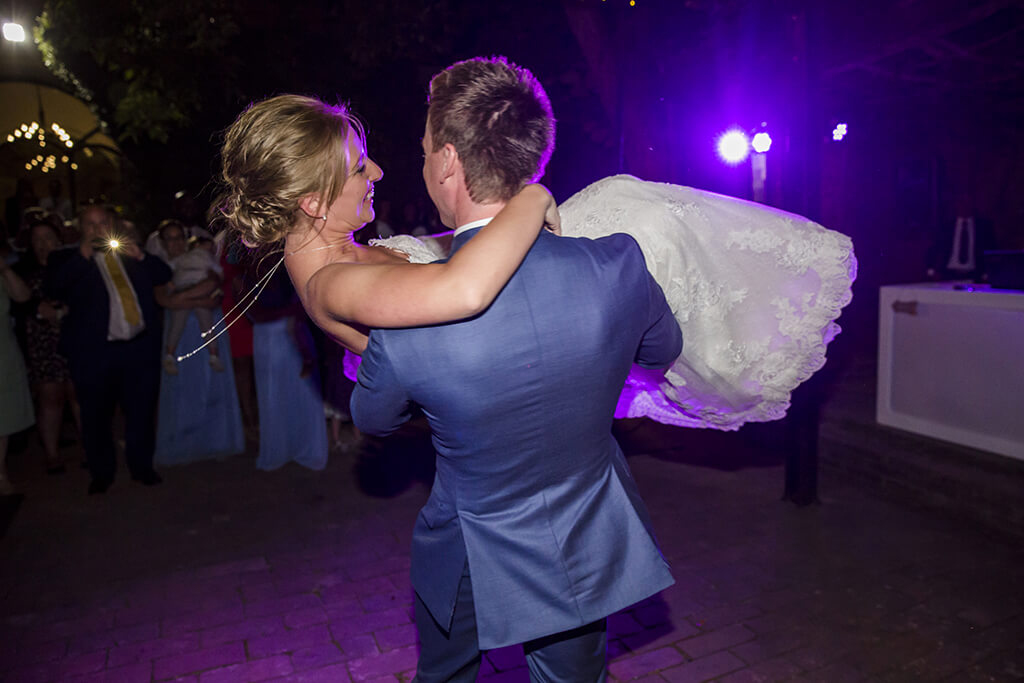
xmin=214 ymin=94 xmax=366 ymax=246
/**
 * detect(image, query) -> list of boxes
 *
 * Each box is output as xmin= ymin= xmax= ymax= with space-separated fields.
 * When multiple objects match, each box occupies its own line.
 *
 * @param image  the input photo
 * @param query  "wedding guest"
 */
xmin=4 ymin=179 xmax=37 ymax=237
xmin=399 ymin=200 xmax=427 ymax=236
xmin=44 ymin=203 xmax=172 ymax=494
xmin=244 ymin=260 xmax=328 ymax=471
xmin=319 ymin=331 xmax=358 ymax=452
xmin=157 ymin=220 xmax=225 ymax=375
xmin=0 ymin=254 xmax=34 ymax=495
xmin=12 ymin=220 xmax=81 ymax=473
xmin=153 ymin=221 xmax=244 ymax=467
xmin=219 ymin=237 xmax=258 ymax=437
xmin=367 ymin=198 xmax=394 ymax=238
xmin=39 ymin=180 xmax=72 ymax=221
xmin=1 ymin=220 xmax=16 ymax=266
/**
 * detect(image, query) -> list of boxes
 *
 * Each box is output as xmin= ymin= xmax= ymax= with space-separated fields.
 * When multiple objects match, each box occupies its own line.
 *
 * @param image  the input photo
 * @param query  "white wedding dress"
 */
xmin=362 ymin=174 xmax=856 ymax=431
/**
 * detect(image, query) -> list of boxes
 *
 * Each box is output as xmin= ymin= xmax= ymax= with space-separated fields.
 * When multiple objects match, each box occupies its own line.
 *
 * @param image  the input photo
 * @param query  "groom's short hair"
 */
xmin=427 ymin=56 xmax=555 ymax=204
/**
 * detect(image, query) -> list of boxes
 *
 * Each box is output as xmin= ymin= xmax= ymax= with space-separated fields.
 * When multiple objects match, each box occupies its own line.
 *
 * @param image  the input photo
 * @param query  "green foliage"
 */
xmin=36 ymin=0 xmax=240 ymax=144
xmin=29 ymin=0 xmax=621 ymax=220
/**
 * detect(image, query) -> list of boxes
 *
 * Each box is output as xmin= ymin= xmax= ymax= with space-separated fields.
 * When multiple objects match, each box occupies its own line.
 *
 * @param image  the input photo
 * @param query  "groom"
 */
xmin=351 ymin=57 xmax=682 ymax=681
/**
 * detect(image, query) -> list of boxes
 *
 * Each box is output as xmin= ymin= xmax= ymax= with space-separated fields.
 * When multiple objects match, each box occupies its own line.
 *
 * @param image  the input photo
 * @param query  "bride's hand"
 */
xmin=520 ymin=183 xmax=561 ymax=236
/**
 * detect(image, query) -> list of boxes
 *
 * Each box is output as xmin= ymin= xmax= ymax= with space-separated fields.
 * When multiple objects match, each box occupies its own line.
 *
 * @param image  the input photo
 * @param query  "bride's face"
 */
xmin=325 ymin=135 xmax=383 ymax=232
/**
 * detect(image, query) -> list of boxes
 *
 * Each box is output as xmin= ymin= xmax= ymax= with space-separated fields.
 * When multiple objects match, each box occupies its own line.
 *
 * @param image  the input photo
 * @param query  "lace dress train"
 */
xmin=559 ymin=174 xmax=856 ymax=430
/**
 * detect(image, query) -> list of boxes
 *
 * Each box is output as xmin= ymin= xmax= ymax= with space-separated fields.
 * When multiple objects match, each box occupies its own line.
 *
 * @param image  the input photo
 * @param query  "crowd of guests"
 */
xmin=0 ymin=191 xmax=356 ymax=497
xmin=356 ymin=196 xmax=444 ymax=242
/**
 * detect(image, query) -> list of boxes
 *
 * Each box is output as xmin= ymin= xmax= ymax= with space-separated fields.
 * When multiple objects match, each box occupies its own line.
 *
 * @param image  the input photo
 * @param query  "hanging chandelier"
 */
xmin=5 ymin=120 xmax=80 ymax=173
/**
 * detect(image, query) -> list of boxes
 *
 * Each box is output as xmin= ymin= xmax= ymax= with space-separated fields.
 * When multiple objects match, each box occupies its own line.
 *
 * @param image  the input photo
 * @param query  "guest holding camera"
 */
xmin=44 ymin=203 xmax=203 ymax=494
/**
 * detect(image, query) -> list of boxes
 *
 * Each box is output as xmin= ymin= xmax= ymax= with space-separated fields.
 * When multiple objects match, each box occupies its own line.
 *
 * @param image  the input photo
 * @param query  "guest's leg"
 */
xmin=65 ymin=379 xmax=82 ymax=436
xmin=66 ymin=379 xmax=83 ymax=467
xmin=72 ymin=361 xmax=118 ymax=485
xmin=36 ymin=381 xmax=65 ymax=470
xmin=232 ymin=354 xmax=258 ymax=431
xmin=120 ymin=344 xmax=160 ymax=480
xmin=195 ymin=307 xmax=218 ymax=355
xmin=523 ymin=618 xmax=607 ymax=683
xmin=0 ymin=436 xmax=12 ymax=495
xmin=414 ymin=562 xmax=481 ymax=683
xmin=165 ymin=309 xmax=189 ymax=355
xmin=196 ymin=307 xmax=224 ymax=371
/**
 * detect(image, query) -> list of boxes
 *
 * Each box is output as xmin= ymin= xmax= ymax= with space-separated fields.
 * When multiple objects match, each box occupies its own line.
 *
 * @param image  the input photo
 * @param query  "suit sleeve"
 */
xmin=43 ymin=248 xmax=92 ymax=301
xmin=633 ymin=247 xmax=683 ymax=369
xmin=350 ymin=332 xmax=413 ymax=437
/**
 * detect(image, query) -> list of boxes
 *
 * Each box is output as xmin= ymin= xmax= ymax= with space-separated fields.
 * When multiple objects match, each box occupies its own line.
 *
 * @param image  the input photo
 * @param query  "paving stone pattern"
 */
xmin=1 ymin=415 xmax=1022 ymax=682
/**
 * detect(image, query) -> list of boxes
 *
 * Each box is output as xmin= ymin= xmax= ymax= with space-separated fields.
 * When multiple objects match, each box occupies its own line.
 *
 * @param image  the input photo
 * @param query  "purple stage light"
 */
xmin=832 ymin=122 xmax=847 ymax=141
xmin=717 ymin=129 xmax=750 ymax=164
xmin=751 ymin=132 xmax=772 ymax=153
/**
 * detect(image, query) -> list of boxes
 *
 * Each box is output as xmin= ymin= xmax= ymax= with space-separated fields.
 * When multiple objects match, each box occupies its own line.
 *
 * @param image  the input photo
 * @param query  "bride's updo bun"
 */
xmin=215 ymin=95 xmax=365 ymax=246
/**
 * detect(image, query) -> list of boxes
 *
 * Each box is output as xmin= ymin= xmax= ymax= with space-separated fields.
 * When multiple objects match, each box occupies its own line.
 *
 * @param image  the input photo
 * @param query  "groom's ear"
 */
xmin=298 ymin=194 xmax=323 ymax=219
xmin=439 ymin=143 xmax=459 ymax=182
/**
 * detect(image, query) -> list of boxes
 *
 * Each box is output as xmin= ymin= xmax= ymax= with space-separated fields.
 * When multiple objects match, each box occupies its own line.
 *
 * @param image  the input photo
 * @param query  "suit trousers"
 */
xmin=70 ymin=338 xmax=160 ymax=483
xmin=414 ymin=562 xmax=608 ymax=683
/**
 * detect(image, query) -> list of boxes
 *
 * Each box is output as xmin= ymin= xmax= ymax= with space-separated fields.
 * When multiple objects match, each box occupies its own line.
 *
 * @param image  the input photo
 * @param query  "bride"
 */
xmin=214 ymin=94 xmax=855 ymax=431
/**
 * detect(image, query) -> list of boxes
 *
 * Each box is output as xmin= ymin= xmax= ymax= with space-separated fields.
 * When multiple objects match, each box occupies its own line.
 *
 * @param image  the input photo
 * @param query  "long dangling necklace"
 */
xmin=177 ymin=214 xmax=338 ymax=362
xmin=176 ymin=252 xmax=284 ymax=362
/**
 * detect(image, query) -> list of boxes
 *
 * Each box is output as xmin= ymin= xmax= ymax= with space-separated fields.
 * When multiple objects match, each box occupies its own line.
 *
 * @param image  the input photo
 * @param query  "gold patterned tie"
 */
xmin=103 ymin=250 xmax=141 ymax=326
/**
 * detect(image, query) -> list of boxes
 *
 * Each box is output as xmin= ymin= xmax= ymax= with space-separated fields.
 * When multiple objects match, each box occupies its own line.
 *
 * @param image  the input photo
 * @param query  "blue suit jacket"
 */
xmin=351 ymin=228 xmax=682 ymax=649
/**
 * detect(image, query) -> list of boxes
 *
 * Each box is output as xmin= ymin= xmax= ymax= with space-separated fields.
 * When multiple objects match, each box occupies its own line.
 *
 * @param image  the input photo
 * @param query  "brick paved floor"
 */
xmin=1 ymin=412 xmax=1022 ymax=682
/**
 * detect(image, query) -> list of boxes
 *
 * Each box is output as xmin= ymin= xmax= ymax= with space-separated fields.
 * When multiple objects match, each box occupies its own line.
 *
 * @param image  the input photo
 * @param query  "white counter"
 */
xmin=877 ymin=282 xmax=1024 ymax=461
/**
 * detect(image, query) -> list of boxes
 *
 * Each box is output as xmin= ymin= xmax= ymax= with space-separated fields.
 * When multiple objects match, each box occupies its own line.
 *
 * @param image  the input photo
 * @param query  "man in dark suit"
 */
xmin=351 ymin=57 xmax=682 ymax=681
xmin=45 ymin=204 xmax=214 ymax=494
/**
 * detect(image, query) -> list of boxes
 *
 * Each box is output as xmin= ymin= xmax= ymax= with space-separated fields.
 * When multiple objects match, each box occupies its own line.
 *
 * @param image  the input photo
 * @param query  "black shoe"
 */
xmin=133 ymin=471 xmax=163 ymax=486
xmin=88 ymin=479 xmax=112 ymax=495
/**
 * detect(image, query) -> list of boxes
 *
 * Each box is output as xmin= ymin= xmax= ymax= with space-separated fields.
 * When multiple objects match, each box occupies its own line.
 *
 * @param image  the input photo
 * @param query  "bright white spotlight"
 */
xmin=751 ymin=132 xmax=772 ymax=153
xmin=832 ymin=122 xmax=848 ymax=141
xmin=2 ymin=22 xmax=26 ymax=42
xmin=717 ymin=129 xmax=750 ymax=164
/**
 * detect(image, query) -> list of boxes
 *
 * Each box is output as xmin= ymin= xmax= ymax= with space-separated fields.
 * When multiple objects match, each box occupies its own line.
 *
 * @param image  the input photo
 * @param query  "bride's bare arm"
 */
xmin=316 ymin=318 xmax=370 ymax=355
xmin=305 ymin=184 xmax=558 ymax=332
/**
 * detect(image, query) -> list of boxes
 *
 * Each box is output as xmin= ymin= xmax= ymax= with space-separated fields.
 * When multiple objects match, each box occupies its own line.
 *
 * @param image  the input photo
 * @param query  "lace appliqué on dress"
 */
xmin=369 ymin=235 xmax=446 ymax=264
xmin=560 ymin=174 xmax=857 ymax=430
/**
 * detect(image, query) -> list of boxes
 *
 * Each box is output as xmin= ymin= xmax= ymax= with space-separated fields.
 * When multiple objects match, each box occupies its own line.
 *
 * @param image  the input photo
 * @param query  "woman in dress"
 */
xmin=243 ymin=257 xmax=329 ymax=471
xmin=12 ymin=219 xmax=81 ymax=473
xmin=215 ymin=94 xmax=855 ymax=431
xmin=153 ymin=221 xmax=245 ymax=466
xmin=0 ymin=256 xmax=34 ymax=494
xmin=212 ymin=95 xmax=559 ymax=355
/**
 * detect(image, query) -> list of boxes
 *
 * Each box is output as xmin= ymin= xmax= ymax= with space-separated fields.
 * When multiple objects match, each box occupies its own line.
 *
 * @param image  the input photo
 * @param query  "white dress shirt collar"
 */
xmin=452 ymin=217 xmax=494 ymax=239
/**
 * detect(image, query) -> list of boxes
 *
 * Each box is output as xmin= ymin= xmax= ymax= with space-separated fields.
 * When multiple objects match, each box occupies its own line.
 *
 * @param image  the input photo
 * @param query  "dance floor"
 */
xmin=1 ymin=363 xmax=1022 ymax=682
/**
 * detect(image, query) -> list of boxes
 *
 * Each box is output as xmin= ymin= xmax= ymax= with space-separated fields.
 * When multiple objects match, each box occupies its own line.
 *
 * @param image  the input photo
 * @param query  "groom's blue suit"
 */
xmin=352 ymin=227 xmax=681 ymax=654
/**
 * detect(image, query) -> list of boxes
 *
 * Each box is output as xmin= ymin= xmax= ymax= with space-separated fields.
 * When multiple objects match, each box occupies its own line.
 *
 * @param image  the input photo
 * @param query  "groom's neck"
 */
xmin=452 ymin=195 xmax=507 ymax=230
